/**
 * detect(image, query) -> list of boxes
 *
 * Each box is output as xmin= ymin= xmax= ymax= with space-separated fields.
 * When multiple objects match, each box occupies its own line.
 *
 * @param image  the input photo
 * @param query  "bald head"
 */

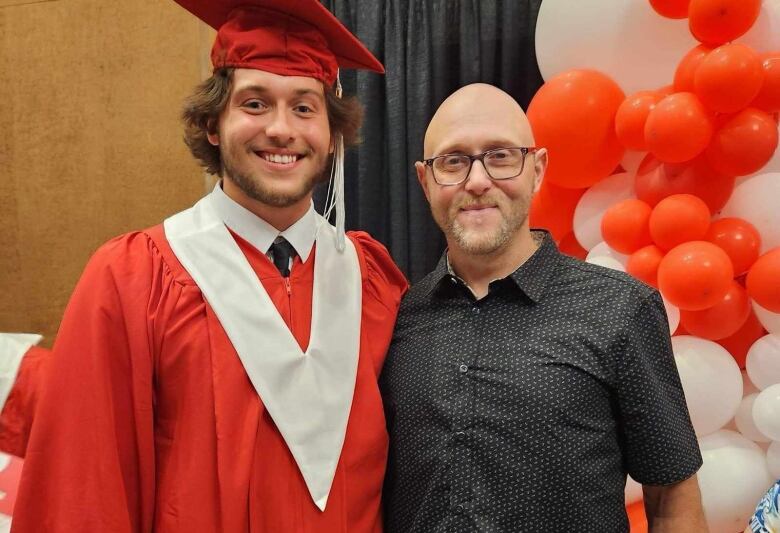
xmin=424 ymin=83 xmax=535 ymax=158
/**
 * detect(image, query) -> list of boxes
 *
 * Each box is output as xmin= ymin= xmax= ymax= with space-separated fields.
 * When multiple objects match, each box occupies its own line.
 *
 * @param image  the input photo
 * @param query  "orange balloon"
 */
xmin=751 ymin=53 xmax=780 ymax=113
xmin=694 ymin=43 xmax=764 ymax=113
xmin=601 ymin=199 xmax=653 ymax=254
xmin=644 ymin=93 xmax=714 ymax=163
xmin=634 ymin=155 xmax=735 ymax=213
xmin=558 ymin=232 xmax=588 ymax=260
xmin=649 ymin=194 xmax=711 ymax=251
xmin=626 ymin=501 xmax=648 ymax=533
xmin=650 ymin=0 xmax=691 ymax=18
xmin=658 ymin=241 xmax=734 ymax=310
xmin=705 ymin=217 xmax=762 ymax=275
xmin=616 ymin=91 xmax=664 ymax=151
xmin=717 ymin=309 xmax=766 ymax=368
xmin=530 ymin=181 xmax=587 ymax=241
xmin=705 ymin=107 xmax=780 ymax=176
xmin=746 ymin=247 xmax=780 ymax=313
xmin=627 ymin=244 xmax=665 ymax=287
xmin=680 ymin=280 xmax=751 ymax=339
xmin=688 ymin=0 xmax=762 ymax=46
xmin=528 ymin=70 xmax=626 ymax=188
xmin=674 ymin=45 xmax=713 ymax=92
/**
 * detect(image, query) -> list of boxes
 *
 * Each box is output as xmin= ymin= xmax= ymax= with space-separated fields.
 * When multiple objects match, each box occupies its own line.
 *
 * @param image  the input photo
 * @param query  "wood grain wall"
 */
xmin=0 ymin=0 xmax=216 ymax=346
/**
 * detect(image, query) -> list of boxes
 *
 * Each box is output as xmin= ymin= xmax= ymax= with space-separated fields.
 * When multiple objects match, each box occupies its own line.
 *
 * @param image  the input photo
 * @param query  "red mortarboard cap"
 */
xmin=172 ymin=0 xmax=384 ymax=86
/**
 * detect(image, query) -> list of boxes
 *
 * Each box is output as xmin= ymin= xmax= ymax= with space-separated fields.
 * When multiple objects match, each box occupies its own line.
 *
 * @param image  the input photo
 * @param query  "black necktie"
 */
xmin=270 ymin=237 xmax=296 ymax=277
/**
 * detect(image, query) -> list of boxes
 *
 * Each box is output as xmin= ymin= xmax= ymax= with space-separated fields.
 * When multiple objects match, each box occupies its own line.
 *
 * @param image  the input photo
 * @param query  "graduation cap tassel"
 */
xmin=324 ymin=72 xmax=346 ymax=252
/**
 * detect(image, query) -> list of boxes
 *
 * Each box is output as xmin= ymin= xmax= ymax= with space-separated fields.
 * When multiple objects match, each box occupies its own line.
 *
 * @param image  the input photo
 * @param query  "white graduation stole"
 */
xmin=163 ymin=191 xmax=362 ymax=511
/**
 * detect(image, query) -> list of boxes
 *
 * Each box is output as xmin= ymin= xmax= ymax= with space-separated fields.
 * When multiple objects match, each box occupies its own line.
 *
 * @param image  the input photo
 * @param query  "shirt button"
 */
xmin=455 ymin=431 xmax=466 ymax=440
xmin=455 ymin=503 xmax=466 ymax=513
xmin=471 ymin=306 xmax=480 ymax=314
xmin=459 ymin=364 xmax=468 ymax=373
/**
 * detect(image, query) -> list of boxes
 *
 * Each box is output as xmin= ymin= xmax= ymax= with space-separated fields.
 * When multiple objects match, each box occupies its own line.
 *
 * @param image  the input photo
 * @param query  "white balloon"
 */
xmin=585 ymin=255 xmax=626 ymax=272
xmin=754 ymin=301 xmax=780 ymax=335
xmin=739 ymin=0 xmax=780 ymax=52
xmin=719 ymin=173 xmax=780 ymax=253
xmin=586 ymin=242 xmax=629 ymax=265
xmin=767 ymin=441 xmax=780 ymax=479
xmin=625 ymin=475 xmax=643 ymax=505
xmin=535 ymin=0 xmax=697 ymax=95
xmin=621 ymin=151 xmax=647 ymax=177
xmin=746 ymin=334 xmax=780 ymax=390
xmin=573 ymin=172 xmax=635 ymax=251
xmin=753 ymin=383 xmax=780 ymax=441
xmin=663 ymin=298 xmax=680 ymax=336
xmin=698 ymin=430 xmax=774 ymax=533
xmin=673 ymin=336 xmax=743 ymax=436
xmin=735 ymin=393 xmax=771 ymax=442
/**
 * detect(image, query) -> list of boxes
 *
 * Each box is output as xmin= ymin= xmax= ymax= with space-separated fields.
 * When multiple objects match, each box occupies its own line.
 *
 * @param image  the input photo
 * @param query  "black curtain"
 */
xmin=320 ymin=0 xmax=544 ymax=282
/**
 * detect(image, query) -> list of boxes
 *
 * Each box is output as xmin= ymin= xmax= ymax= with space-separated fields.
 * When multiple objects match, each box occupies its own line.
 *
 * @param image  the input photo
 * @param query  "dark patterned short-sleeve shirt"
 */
xmin=380 ymin=232 xmax=702 ymax=533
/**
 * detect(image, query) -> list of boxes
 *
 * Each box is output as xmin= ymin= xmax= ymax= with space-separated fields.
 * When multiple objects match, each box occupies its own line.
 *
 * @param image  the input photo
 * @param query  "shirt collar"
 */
xmin=209 ymin=181 xmax=317 ymax=262
xmin=430 ymin=230 xmax=560 ymax=303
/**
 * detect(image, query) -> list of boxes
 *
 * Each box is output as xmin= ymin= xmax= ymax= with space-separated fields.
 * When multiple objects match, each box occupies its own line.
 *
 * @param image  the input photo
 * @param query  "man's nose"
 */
xmin=265 ymin=109 xmax=294 ymax=142
xmin=463 ymin=159 xmax=492 ymax=195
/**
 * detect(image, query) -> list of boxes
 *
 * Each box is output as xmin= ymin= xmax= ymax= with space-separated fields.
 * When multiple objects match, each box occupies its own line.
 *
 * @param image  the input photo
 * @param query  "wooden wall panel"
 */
xmin=0 ymin=0 xmax=215 ymax=345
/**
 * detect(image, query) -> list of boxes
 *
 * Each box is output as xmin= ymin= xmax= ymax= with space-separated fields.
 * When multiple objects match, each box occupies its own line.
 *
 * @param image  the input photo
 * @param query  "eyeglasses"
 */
xmin=423 ymin=147 xmax=538 ymax=186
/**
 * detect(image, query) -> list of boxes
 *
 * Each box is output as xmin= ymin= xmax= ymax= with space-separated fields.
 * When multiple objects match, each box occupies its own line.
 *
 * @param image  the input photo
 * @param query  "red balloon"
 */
xmin=644 ymin=93 xmax=714 ymax=163
xmin=694 ymin=43 xmax=764 ymax=113
xmin=601 ymin=199 xmax=653 ymax=254
xmin=558 ymin=232 xmax=588 ymax=260
xmin=627 ymin=244 xmax=665 ymax=287
xmin=746 ymin=247 xmax=780 ymax=313
xmin=657 ymin=241 xmax=734 ymax=310
xmin=705 ymin=107 xmax=780 ymax=176
xmin=634 ymin=155 xmax=735 ymax=213
xmin=649 ymin=194 xmax=711 ymax=251
xmin=650 ymin=0 xmax=691 ymax=18
xmin=688 ymin=0 xmax=762 ymax=46
xmin=705 ymin=217 xmax=762 ymax=275
xmin=674 ymin=45 xmax=713 ymax=92
xmin=616 ymin=91 xmax=664 ymax=151
xmin=751 ymin=53 xmax=780 ymax=113
xmin=680 ymin=281 xmax=751 ymax=339
xmin=528 ymin=70 xmax=626 ymax=188
xmin=717 ymin=309 xmax=766 ymax=368
xmin=627 ymin=501 xmax=648 ymax=533
xmin=529 ymin=181 xmax=586 ymax=241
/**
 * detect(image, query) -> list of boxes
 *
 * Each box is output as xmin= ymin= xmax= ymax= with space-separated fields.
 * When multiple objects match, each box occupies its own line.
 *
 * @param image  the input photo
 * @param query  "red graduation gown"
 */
xmin=11 ymin=225 xmax=407 ymax=533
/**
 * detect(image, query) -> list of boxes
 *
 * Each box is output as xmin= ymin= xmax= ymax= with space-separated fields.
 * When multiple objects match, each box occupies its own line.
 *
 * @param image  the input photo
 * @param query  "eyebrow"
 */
xmin=233 ymin=85 xmax=325 ymax=102
xmin=435 ymin=139 xmax=526 ymax=155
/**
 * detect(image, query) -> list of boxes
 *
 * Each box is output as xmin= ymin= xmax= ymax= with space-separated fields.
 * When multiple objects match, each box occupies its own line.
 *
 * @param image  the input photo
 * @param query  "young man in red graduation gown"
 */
xmin=10 ymin=1 xmax=407 ymax=531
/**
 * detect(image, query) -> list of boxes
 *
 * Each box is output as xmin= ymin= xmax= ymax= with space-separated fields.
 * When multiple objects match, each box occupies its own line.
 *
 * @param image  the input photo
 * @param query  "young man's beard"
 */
xmin=220 ymin=146 xmax=330 ymax=208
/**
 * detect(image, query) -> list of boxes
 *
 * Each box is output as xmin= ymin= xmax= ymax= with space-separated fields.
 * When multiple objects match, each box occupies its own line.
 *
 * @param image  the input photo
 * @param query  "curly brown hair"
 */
xmin=182 ymin=68 xmax=364 ymax=176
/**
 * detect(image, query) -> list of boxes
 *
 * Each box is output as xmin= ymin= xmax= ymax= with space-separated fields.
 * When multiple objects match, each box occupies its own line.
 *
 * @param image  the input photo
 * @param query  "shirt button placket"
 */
xmin=450 ymin=301 xmax=481 ymax=515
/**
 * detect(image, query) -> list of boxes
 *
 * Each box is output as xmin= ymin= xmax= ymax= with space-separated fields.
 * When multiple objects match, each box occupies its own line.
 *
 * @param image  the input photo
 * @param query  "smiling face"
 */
xmin=417 ymin=84 xmax=547 ymax=257
xmin=207 ymin=68 xmax=332 ymax=212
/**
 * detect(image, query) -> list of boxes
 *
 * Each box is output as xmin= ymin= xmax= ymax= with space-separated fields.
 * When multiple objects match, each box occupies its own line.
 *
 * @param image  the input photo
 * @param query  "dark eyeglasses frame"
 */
xmin=422 ymin=147 xmax=538 ymax=186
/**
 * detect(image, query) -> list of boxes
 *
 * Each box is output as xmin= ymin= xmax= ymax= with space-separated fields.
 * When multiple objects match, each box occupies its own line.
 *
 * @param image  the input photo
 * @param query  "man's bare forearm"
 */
xmin=643 ymin=475 xmax=708 ymax=532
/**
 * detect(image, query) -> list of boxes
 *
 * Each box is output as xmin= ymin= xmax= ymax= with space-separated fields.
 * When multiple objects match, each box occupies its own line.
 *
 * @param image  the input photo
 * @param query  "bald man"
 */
xmin=380 ymin=84 xmax=707 ymax=532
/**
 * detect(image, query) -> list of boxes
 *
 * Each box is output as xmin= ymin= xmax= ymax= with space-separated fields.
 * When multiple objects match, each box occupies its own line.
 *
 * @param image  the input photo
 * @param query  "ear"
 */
xmin=415 ymin=161 xmax=432 ymax=202
xmin=532 ymin=147 xmax=548 ymax=194
xmin=207 ymin=123 xmax=220 ymax=147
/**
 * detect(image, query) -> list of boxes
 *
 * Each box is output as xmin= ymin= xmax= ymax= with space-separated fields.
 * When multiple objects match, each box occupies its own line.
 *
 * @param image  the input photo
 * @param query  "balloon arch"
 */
xmin=531 ymin=1 xmax=780 ymax=532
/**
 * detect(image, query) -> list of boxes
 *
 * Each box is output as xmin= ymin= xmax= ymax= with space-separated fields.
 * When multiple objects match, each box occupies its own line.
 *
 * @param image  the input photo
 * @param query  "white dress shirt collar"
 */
xmin=210 ymin=181 xmax=317 ymax=262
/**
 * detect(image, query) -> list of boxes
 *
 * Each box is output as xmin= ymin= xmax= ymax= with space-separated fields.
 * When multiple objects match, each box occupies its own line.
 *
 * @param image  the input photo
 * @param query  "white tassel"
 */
xmin=324 ymin=71 xmax=347 ymax=252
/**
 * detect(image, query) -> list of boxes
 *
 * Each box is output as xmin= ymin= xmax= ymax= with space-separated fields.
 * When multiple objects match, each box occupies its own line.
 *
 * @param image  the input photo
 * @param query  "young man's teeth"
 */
xmin=263 ymin=153 xmax=298 ymax=164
